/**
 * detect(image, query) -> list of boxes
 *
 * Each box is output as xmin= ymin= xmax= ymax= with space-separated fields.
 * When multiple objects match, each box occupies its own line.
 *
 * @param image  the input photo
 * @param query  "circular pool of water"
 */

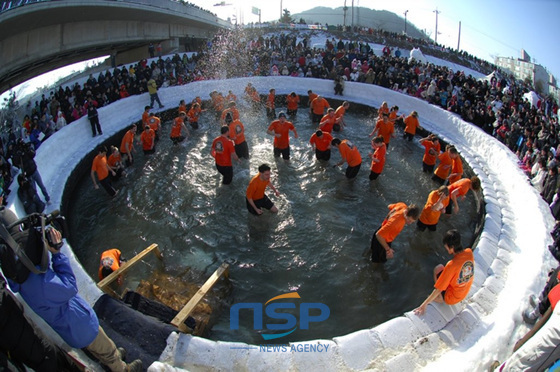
xmin=66 ymin=103 xmax=478 ymax=344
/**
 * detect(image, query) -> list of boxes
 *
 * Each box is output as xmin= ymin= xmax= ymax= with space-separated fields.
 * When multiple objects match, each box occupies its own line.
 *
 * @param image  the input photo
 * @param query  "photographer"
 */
xmin=5 ymin=222 xmax=141 ymax=372
xmin=11 ymin=139 xmax=50 ymax=204
xmin=17 ymin=174 xmax=45 ymax=214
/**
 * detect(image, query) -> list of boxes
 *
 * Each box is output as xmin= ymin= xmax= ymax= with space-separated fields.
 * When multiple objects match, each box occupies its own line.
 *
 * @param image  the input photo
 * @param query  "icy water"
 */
xmin=67 ymin=103 xmax=479 ymax=344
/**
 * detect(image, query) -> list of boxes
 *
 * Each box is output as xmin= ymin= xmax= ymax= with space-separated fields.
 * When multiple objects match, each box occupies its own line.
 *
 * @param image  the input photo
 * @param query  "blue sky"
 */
xmin=193 ymin=0 xmax=560 ymax=82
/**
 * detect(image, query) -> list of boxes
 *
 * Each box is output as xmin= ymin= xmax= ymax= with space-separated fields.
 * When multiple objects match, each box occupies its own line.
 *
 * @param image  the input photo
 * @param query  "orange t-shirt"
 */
xmin=311 ymin=97 xmax=330 ymax=115
xmin=142 ymin=111 xmax=149 ymax=126
xmin=119 ymin=130 xmax=135 ymax=154
xmin=212 ymin=136 xmax=236 ymax=166
xmin=171 ymin=117 xmax=184 ymax=138
xmin=335 ymin=105 xmax=346 ymax=120
xmin=448 ymin=157 xmax=464 ymax=185
xmin=319 ymin=114 xmax=336 ymax=133
xmin=377 ymin=202 xmax=408 ymax=243
xmin=422 ymin=140 xmax=441 ymax=166
xmin=404 ymin=115 xmax=420 ymax=135
xmin=140 ymin=129 xmax=155 ymax=150
xmin=339 ymin=140 xmax=362 ymax=167
xmin=435 ymin=249 xmax=474 ymax=305
xmin=434 ymin=151 xmax=452 ymax=179
xmin=370 ymin=143 xmax=386 ymax=173
xmin=375 ymin=119 xmax=395 ymax=144
xmin=226 ymin=93 xmax=237 ymax=102
xmin=268 ymin=120 xmax=295 ymax=149
xmin=147 ymin=116 xmax=161 ymax=131
xmin=221 ymin=107 xmax=240 ymax=123
xmin=107 ymin=153 xmax=121 ymax=168
xmin=228 ymin=119 xmax=246 ymax=145
xmin=187 ymin=106 xmax=202 ymax=123
xmin=287 ymin=95 xmax=300 ymax=110
xmin=378 ymin=105 xmax=389 ymax=116
xmin=246 ymin=173 xmax=269 ymax=200
xmin=309 ymin=132 xmax=333 ymax=152
xmin=308 ymin=92 xmax=318 ymax=106
xmin=178 ymin=103 xmax=187 ymax=114
xmin=419 ymin=190 xmax=450 ymax=225
xmin=266 ymin=93 xmax=275 ymax=109
xmin=449 ymin=178 xmax=471 ymax=198
xmin=92 ymin=154 xmax=109 ymax=181
xmin=98 ymin=249 xmax=121 ymax=280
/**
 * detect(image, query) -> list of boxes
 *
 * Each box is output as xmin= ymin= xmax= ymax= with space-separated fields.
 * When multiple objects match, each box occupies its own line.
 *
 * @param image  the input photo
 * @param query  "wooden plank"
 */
xmin=171 ymin=263 xmax=229 ymax=332
xmin=97 ymin=243 xmax=161 ymax=294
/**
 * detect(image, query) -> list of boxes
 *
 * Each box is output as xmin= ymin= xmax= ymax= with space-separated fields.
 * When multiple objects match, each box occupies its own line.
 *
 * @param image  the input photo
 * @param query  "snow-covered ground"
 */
xmin=3 ymin=33 xmax=556 ymax=371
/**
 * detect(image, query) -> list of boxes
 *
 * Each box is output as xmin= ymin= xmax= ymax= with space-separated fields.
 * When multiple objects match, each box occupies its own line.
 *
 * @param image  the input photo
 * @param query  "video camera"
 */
xmin=0 ymin=208 xmax=67 ymax=284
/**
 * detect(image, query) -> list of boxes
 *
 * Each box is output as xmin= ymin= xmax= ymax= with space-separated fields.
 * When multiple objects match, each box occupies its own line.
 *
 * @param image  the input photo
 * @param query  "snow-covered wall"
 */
xmin=12 ymin=76 xmax=556 ymax=371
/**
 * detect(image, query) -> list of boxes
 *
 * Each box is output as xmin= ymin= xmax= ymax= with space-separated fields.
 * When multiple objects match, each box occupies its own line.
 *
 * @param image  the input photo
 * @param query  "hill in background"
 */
xmin=292 ymin=6 xmax=427 ymax=40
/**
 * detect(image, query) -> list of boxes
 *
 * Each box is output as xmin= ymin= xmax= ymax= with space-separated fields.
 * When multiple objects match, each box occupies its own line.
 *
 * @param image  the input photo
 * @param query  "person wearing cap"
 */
xmin=267 ymin=112 xmax=298 ymax=161
xmin=403 ymin=111 xmax=422 ymax=141
xmin=246 ymin=163 xmax=280 ymax=215
xmin=211 ymin=126 xmax=239 ymax=185
xmin=369 ymin=112 xmax=395 ymax=149
xmin=119 ymin=125 xmax=136 ymax=167
xmin=414 ymin=229 xmax=474 ymax=315
xmin=309 ymin=130 xmax=333 ymax=161
xmin=331 ymin=138 xmax=362 ymax=179
xmin=91 ymin=146 xmax=117 ymax=197
xmin=420 ymin=134 xmax=441 ymax=173
xmin=140 ymin=125 xmax=156 ymax=155
xmin=226 ymin=113 xmax=249 ymax=159
xmin=171 ymin=111 xmax=190 ymax=144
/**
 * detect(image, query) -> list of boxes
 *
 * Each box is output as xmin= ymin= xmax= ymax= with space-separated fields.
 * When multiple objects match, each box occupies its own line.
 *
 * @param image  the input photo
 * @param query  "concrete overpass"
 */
xmin=0 ymin=0 xmax=230 ymax=94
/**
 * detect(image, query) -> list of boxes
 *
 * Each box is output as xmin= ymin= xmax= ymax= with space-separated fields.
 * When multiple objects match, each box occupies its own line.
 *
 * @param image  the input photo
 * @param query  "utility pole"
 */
xmin=457 ymin=21 xmax=461 ymax=50
xmin=433 ymin=8 xmax=440 ymax=44
xmin=403 ymin=10 xmax=408 ymax=35
xmin=351 ymin=0 xmax=354 ymax=29
xmin=343 ymin=0 xmax=348 ymax=28
xmin=280 ymin=0 xmax=282 ymax=20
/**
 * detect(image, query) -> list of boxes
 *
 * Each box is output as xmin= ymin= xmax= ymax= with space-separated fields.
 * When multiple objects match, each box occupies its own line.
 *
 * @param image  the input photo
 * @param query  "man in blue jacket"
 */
xmin=8 ymin=227 xmax=141 ymax=372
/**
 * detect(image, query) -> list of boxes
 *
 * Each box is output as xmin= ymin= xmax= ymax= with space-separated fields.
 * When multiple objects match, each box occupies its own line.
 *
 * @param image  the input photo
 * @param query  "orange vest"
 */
xmin=98 ymin=249 xmax=121 ymax=280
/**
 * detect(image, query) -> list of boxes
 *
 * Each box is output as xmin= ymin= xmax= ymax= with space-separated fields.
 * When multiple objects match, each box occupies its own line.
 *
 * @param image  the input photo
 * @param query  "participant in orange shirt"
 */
xmin=446 ymin=176 xmax=481 ymax=214
xmin=307 ymin=90 xmax=318 ymax=107
xmin=448 ymin=148 xmax=463 ymax=184
xmin=417 ymin=186 xmax=450 ymax=232
xmin=107 ymin=145 xmax=124 ymax=180
xmin=187 ymin=102 xmax=205 ymax=130
xmin=98 ymin=249 xmax=126 ymax=284
xmin=140 ymin=125 xmax=156 ymax=155
xmin=334 ymin=101 xmax=350 ymax=132
xmin=91 ymin=146 xmax=117 ymax=197
xmin=267 ymin=112 xmax=298 ymax=160
xmin=171 ymin=111 xmax=190 ymax=144
xmin=266 ymin=88 xmax=276 ymax=119
xmin=370 ymin=202 xmax=420 ymax=262
xmin=403 ymin=111 xmax=421 ymax=141
xmin=178 ymin=99 xmax=187 ymax=115
xmin=332 ymin=138 xmax=362 ymax=179
xmin=246 ymin=164 xmax=280 ymax=215
xmin=414 ymin=229 xmax=474 ymax=315
xmin=141 ymin=106 xmax=150 ymax=129
xmin=119 ymin=125 xmax=136 ymax=166
xmin=310 ymin=95 xmax=330 ymax=123
xmin=286 ymin=92 xmax=300 ymax=116
xmin=319 ymin=108 xmax=337 ymax=133
xmin=420 ymin=135 xmax=441 ymax=173
xmin=432 ymin=145 xmax=454 ymax=184
xmin=220 ymin=101 xmax=240 ymax=125
xmin=369 ymin=136 xmax=386 ymax=180
xmin=147 ymin=113 xmax=161 ymax=140
xmin=378 ymin=101 xmax=389 ymax=117
xmin=225 ymin=90 xmax=237 ymax=103
xmin=226 ymin=113 xmax=249 ymax=159
xmin=211 ymin=126 xmax=239 ymax=185
xmin=309 ymin=130 xmax=333 ymax=161
xmin=369 ymin=112 xmax=395 ymax=149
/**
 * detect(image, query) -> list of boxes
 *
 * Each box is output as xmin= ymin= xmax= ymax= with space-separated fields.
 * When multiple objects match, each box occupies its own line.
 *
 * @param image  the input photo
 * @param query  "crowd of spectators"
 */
xmin=5 ymin=27 xmax=559 ymax=213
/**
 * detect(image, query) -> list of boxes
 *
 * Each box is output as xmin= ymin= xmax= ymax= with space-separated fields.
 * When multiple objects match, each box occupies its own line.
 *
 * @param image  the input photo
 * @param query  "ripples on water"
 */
xmin=67 ymin=101 xmax=478 ymax=344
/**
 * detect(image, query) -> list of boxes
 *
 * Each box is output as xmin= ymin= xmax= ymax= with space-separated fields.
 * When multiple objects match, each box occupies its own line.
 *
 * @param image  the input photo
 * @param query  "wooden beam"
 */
xmin=171 ymin=263 xmax=229 ymax=333
xmin=97 ymin=243 xmax=162 ymax=295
